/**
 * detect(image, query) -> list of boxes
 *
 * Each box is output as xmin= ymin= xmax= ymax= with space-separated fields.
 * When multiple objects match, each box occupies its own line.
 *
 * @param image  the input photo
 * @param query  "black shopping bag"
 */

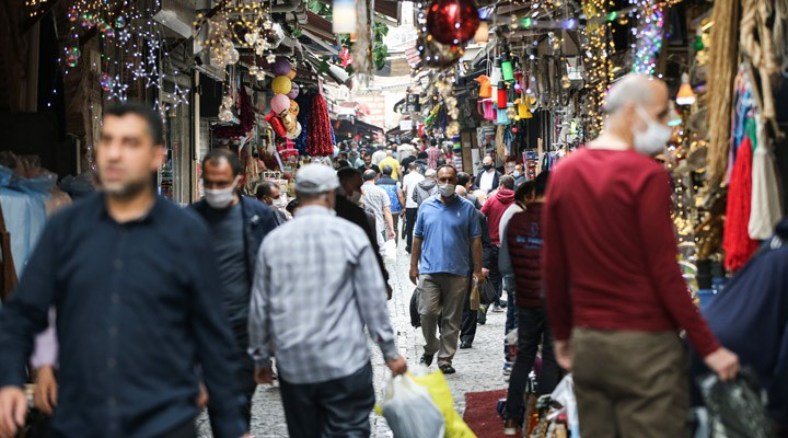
xmin=698 ymin=368 xmax=772 ymax=438
xmin=409 ymin=289 xmax=421 ymax=328
xmin=479 ymin=279 xmax=498 ymax=305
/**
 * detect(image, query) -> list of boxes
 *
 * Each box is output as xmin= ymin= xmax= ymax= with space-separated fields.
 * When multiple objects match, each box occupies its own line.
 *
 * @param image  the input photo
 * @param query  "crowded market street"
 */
xmin=1 ymin=0 xmax=788 ymax=437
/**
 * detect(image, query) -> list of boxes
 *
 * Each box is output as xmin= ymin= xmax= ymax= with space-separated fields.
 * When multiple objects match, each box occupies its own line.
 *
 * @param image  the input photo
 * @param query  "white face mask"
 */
xmin=204 ymin=177 xmax=239 ymax=209
xmin=272 ymin=195 xmax=288 ymax=209
xmin=349 ymin=191 xmax=362 ymax=204
xmin=633 ymin=107 xmax=672 ymax=156
xmin=439 ymin=183 xmax=456 ymax=197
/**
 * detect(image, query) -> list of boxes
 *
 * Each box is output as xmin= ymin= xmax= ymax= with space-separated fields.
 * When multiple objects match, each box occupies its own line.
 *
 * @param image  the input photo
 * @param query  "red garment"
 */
xmin=723 ymin=136 xmax=760 ymax=272
xmin=481 ymin=188 xmax=516 ymax=246
xmin=506 ymin=203 xmax=545 ymax=308
xmin=542 ymin=148 xmax=720 ymax=358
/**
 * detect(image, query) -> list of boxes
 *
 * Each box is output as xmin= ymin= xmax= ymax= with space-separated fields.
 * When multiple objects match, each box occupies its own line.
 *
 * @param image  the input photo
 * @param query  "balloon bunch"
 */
xmin=266 ymin=57 xmax=302 ymax=140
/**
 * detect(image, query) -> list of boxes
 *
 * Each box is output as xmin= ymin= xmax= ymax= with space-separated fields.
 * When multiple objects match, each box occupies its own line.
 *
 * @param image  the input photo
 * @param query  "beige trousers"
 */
xmin=418 ymin=273 xmax=469 ymax=366
xmin=572 ymin=328 xmax=690 ymax=438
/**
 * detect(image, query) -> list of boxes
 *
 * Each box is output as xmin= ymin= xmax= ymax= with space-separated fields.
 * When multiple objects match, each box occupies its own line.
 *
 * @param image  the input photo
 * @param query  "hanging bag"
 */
xmin=380 ymin=374 xmax=445 ymax=438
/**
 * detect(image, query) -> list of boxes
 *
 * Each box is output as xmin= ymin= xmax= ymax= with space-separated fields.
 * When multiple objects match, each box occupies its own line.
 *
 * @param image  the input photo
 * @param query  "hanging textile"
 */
xmin=307 ymin=94 xmax=334 ymax=156
xmin=739 ymin=0 xmax=781 ymax=131
xmin=749 ymin=115 xmax=783 ymax=239
xmin=723 ymin=136 xmax=760 ymax=272
xmin=706 ymin=0 xmax=741 ymax=187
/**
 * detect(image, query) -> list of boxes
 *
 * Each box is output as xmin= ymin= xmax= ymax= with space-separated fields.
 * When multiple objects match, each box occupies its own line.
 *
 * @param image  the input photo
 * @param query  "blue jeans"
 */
xmin=504 ymin=293 xmax=518 ymax=359
xmin=505 ymin=307 xmax=560 ymax=422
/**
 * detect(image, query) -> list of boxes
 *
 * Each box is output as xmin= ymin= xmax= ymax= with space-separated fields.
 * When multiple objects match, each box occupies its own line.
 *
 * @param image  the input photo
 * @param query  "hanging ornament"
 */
xmin=65 ymin=46 xmax=80 ymax=68
xmin=99 ymin=73 xmax=114 ymax=92
xmin=271 ymin=76 xmax=292 ymax=95
xmin=287 ymin=82 xmax=300 ymax=99
xmin=561 ymin=74 xmax=571 ymax=89
xmin=272 ymin=57 xmax=292 ymax=76
xmin=115 ymin=15 xmax=125 ymax=29
xmin=426 ymin=0 xmax=480 ymax=46
xmin=270 ymin=94 xmax=291 ymax=114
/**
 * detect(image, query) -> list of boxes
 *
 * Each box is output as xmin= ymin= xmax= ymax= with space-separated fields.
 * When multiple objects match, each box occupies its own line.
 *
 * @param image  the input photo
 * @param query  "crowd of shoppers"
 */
xmin=3 ymin=77 xmax=783 ymax=438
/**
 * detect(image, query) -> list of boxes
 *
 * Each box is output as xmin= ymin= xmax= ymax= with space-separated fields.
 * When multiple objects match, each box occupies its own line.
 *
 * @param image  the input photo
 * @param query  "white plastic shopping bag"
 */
xmin=550 ymin=374 xmax=580 ymax=438
xmin=380 ymin=374 xmax=445 ymax=438
xmin=383 ymin=239 xmax=397 ymax=262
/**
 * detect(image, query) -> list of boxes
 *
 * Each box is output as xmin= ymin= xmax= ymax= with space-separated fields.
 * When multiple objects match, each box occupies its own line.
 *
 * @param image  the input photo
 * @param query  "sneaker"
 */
xmin=502 ymin=361 xmax=513 ymax=375
xmin=503 ymin=418 xmax=520 ymax=436
xmin=491 ymin=304 xmax=505 ymax=313
xmin=460 ymin=341 xmax=472 ymax=349
xmin=439 ymin=364 xmax=456 ymax=374
xmin=420 ymin=354 xmax=434 ymax=367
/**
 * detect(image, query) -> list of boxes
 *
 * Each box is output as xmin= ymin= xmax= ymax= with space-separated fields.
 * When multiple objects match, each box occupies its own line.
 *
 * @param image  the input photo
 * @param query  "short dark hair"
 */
xmin=286 ymin=199 xmax=299 ymax=214
xmin=456 ymin=172 xmax=471 ymax=187
xmin=362 ymin=169 xmax=377 ymax=181
xmin=534 ymin=171 xmax=551 ymax=197
xmin=104 ymin=102 xmax=164 ymax=146
xmin=337 ymin=166 xmax=362 ymax=183
xmin=436 ymin=164 xmax=457 ymax=177
xmin=515 ymin=180 xmax=535 ymax=202
xmin=256 ymin=181 xmax=276 ymax=199
xmin=381 ymin=165 xmax=393 ymax=176
xmin=417 ymin=151 xmax=428 ymax=159
xmin=430 ymin=138 xmax=438 ymax=147
xmin=202 ymin=148 xmax=243 ymax=177
xmin=500 ymin=175 xmax=515 ymax=189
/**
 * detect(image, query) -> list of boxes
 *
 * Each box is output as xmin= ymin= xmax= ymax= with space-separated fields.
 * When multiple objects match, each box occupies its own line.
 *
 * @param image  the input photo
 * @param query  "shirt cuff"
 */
xmin=380 ymin=341 xmax=400 ymax=362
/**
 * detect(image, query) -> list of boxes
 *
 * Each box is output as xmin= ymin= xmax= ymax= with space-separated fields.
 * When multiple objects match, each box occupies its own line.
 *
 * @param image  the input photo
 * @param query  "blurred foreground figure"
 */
xmin=697 ymin=218 xmax=788 ymax=434
xmin=0 ymin=103 xmax=247 ymax=438
xmin=543 ymin=74 xmax=739 ymax=437
xmin=191 ymin=149 xmax=278 ymax=427
xmin=249 ymin=164 xmax=406 ymax=437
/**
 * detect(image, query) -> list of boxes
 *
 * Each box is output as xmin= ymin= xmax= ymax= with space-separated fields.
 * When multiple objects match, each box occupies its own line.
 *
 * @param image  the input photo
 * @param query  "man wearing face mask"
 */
xmin=512 ymin=164 xmax=526 ymax=187
xmin=476 ymin=156 xmax=501 ymax=194
xmin=191 ymin=148 xmax=279 ymax=427
xmin=336 ymin=167 xmax=392 ymax=299
xmin=542 ymin=74 xmax=740 ymax=437
xmin=411 ymin=165 xmax=484 ymax=375
xmin=256 ymin=181 xmax=290 ymax=224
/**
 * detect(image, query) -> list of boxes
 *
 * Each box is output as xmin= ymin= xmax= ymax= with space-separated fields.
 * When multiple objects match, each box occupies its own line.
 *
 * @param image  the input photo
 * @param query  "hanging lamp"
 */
xmin=676 ymin=73 xmax=696 ymax=106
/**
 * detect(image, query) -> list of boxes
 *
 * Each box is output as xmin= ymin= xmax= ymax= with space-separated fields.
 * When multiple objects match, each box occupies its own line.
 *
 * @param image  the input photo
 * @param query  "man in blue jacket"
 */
xmin=191 ymin=149 xmax=279 ymax=427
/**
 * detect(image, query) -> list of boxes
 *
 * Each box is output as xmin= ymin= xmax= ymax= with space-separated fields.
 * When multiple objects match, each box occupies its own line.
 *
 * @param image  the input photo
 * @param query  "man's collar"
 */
xmin=295 ymin=205 xmax=335 ymax=217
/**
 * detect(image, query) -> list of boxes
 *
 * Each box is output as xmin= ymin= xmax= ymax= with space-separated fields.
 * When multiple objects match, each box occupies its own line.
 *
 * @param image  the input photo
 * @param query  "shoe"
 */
xmin=492 ymin=304 xmax=505 ymax=313
xmin=498 ymin=300 xmax=508 ymax=308
xmin=439 ymin=364 xmax=456 ymax=374
xmin=420 ymin=354 xmax=434 ymax=367
xmin=460 ymin=341 xmax=472 ymax=349
xmin=503 ymin=418 xmax=520 ymax=436
xmin=502 ymin=361 xmax=512 ymax=375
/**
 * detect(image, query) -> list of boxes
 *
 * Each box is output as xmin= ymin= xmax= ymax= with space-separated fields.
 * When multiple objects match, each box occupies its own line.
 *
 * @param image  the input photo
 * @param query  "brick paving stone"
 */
xmin=198 ymin=243 xmax=510 ymax=437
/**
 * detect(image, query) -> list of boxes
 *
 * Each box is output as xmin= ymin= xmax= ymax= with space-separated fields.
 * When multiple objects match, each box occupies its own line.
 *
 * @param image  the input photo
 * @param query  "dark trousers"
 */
xmin=488 ymin=246 xmax=503 ymax=305
xmin=405 ymin=208 xmax=418 ymax=252
xmin=506 ymin=307 xmax=560 ymax=422
xmin=208 ymin=324 xmax=257 ymax=428
xmin=460 ymin=277 xmax=477 ymax=345
xmin=391 ymin=213 xmax=401 ymax=243
xmin=279 ymin=362 xmax=375 ymax=438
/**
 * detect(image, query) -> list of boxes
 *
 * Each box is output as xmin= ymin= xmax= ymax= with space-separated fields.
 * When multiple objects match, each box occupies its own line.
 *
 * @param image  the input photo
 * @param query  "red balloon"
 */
xmin=426 ymin=0 xmax=480 ymax=46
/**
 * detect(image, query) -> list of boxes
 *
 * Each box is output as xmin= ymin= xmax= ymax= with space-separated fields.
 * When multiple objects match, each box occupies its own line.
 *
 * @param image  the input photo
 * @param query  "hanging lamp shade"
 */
xmin=676 ymin=73 xmax=696 ymax=106
xmin=474 ymin=21 xmax=489 ymax=43
xmin=490 ymin=57 xmax=503 ymax=84
xmin=501 ymin=50 xmax=514 ymax=82
xmin=497 ymin=81 xmax=508 ymax=109
xmin=333 ymin=0 xmax=357 ymax=33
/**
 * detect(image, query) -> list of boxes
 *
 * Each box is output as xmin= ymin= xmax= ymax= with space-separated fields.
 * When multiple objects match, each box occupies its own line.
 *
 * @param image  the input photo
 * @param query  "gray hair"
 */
xmin=603 ymin=74 xmax=658 ymax=115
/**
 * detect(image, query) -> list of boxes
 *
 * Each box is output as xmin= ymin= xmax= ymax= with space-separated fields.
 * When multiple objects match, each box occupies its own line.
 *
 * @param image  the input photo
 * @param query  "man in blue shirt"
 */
xmin=0 ymin=103 xmax=247 ymax=438
xmin=410 ymin=165 xmax=484 ymax=374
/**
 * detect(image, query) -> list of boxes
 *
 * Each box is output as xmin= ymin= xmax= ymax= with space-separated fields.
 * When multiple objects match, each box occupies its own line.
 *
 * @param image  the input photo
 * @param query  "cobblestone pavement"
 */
xmin=198 ymin=243 xmax=510 ymax=437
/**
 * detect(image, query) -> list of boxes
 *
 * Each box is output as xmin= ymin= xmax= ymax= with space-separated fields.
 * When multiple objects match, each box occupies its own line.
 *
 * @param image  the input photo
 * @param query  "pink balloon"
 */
xmin=270 ymin=94 xmax=290 ymax=114
xmin=273 ymin=57 xmax=292 ymax=76
xmin=287 ymin=82 xmax=300 ymax=99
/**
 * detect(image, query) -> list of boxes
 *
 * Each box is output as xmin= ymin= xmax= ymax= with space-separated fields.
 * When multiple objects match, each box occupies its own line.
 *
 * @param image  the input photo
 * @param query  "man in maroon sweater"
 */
xmin=542 ymin=74 xmax=739 ymax=436
xmin=500 ymin=171 xmax=560 ymax=436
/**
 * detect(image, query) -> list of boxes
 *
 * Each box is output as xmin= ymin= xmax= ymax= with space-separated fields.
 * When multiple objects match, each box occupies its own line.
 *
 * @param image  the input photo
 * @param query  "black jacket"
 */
xmin=334 ymin=194 xmax=390 ymax=284
xmin=190 ymin=196 xmax=279 ymax=284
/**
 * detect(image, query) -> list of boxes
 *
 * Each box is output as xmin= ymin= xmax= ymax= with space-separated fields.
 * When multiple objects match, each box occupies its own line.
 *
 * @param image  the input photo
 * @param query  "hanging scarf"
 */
xmin=307 ymin=94 xmax=334 ymax=156
xmin=723 ymin=136 xmax=760 ymax=272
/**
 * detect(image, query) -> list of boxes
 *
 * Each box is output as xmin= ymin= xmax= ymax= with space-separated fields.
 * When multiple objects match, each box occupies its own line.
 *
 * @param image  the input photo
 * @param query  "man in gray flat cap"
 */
xmin=248 ymin=163 xmax=407 ymax=437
